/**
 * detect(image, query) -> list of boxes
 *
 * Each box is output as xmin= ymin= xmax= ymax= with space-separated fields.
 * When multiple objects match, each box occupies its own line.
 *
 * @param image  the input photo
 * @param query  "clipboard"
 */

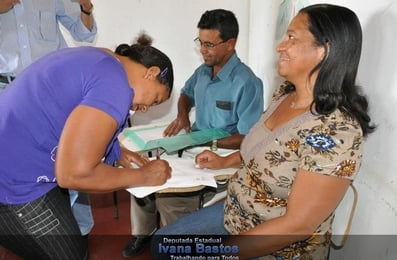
xmin=121 ymin=124 xmax=230 ymax=153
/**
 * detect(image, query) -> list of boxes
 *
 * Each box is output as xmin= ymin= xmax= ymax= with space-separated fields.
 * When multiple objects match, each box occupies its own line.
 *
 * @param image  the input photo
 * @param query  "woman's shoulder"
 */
xmin=298 ymin=109 xmax=364 ymax=179
xmin=271 ymin=81 xmax=293 ymax=102
xmin=314 ymin=109 xmax=362 ymax=129
xmin=298 ymin=109 xmax=364 ymax=146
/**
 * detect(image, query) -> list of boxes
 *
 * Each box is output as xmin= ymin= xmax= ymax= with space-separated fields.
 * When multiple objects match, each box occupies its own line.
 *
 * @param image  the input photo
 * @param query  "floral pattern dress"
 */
xmin=223 ymin=85 xmax=364 ymax=259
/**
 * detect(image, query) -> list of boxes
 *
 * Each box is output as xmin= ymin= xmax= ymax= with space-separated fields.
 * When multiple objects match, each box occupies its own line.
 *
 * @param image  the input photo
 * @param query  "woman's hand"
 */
xmin=140 ymin=159 xmax=172 ymax=186
xmin=195 ymin=150 xmax=224 ymax=169
xmin=117 ymin=147 xmax=149 ymax=168
xmin=119 ymin=147 xmax=171 ymax=186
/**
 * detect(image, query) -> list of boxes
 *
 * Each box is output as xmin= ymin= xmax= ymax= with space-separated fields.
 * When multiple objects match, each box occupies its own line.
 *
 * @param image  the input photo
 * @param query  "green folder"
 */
xmin=123 ymin=128 xmax=230 ymax=153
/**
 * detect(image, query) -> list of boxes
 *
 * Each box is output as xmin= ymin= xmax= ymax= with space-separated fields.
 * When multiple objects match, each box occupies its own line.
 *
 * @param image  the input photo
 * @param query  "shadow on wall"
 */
xmin=358 ymin=2 xmax=397 ymax=177
xmin=330 ymin=2 xmax=397 ymax=260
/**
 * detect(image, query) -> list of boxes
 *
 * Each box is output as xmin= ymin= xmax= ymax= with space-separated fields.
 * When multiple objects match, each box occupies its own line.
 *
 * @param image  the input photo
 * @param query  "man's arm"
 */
xmin=0 ymin=1 xmax=19 ymax=13
xmin=78 ymin=0 xmax=94 ymax=31
xmin=213 ymin=133 xmax=244 ymax=150
xmin=57 ymin=0 xmax=97 ymax=42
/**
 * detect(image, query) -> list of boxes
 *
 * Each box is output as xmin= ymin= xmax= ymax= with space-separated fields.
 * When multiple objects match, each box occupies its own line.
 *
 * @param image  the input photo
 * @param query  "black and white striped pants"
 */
xmin=0 ymin=187 xmax=88 ymax=260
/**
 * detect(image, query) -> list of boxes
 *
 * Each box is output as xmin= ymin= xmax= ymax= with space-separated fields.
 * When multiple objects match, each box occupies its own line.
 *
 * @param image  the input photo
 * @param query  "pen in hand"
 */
xmin=156 ymin=148 xmax=160 ymax=160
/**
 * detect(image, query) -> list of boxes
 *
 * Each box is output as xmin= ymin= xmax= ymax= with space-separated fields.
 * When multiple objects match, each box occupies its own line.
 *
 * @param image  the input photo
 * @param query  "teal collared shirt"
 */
xmin=181 ymin=53 xmax=264 ymax=135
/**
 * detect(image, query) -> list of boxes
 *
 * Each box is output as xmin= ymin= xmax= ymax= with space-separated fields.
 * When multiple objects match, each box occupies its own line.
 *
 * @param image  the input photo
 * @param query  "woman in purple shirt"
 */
xmin=0 ymin=33 xmax=173 ymax=260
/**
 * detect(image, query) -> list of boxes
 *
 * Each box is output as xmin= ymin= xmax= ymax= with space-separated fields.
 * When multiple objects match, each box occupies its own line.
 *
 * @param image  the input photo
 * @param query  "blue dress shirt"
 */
xmin=181 ymin=53 xmax=264 ymax=135
xmin=0 ymin=0 xmax=97 ymax=76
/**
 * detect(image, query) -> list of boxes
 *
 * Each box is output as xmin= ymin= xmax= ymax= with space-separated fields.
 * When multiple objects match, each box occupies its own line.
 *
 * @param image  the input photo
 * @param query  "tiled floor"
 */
xmin=0 ymin=190 xmax=152 ymax=260
xmin=88 ymin=190 xmax=152 ymax=260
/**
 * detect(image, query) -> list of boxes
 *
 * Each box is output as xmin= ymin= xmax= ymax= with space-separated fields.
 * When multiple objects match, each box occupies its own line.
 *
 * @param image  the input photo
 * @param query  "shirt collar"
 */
xmin=212 ymin=52 xmax=240 ymax=81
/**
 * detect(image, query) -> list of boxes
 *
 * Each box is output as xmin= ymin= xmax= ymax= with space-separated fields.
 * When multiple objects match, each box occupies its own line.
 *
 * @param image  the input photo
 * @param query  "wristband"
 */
xmin=211 ymin=139 xmax=218 ymax=151
xmin=80 ymin=4 xmax=93 ymax=15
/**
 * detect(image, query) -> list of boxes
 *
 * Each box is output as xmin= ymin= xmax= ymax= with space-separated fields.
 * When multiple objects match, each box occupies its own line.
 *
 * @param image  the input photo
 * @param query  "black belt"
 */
xmin=0 ymin=75 xmax=15 ymax=84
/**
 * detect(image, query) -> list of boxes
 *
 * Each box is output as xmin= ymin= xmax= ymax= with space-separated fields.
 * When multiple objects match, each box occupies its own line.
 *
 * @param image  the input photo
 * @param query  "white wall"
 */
xmin=65 ymin=0 xmax=250 ymax=125
xmin=330 ymin=1 xmax=397 ymax=259
xmin=65 ymin=0 xmax=397 ymax=259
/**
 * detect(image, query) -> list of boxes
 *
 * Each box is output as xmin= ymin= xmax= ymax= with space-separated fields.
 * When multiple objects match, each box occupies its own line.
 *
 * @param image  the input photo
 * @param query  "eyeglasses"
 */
xmin=194 ymin=37 xmax=226 ymax=49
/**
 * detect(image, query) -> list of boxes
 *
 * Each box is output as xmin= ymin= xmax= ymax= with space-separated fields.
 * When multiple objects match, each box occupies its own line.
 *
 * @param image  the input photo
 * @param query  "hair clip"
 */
xmin=159 ymin=67 xmax=168 ymax=78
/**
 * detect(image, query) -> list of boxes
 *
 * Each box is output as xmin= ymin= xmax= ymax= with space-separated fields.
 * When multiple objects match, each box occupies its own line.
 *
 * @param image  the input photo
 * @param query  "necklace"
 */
xmin=289 ymin=93 xmax=312 ymax=109
xmin=290 ymin=101 xmax=310 ymax=109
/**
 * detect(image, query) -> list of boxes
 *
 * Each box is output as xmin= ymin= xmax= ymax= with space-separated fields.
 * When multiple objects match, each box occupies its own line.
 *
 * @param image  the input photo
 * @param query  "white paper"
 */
xmin=126 ymin=155 xmax=235 ymax=198
xmin=134 ymin=125 xmax=167 ymax=143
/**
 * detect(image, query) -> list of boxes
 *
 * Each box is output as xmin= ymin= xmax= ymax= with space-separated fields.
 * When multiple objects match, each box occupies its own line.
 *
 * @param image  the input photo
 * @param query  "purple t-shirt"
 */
xmin=0 ymin=47 xmax=133 ymax=204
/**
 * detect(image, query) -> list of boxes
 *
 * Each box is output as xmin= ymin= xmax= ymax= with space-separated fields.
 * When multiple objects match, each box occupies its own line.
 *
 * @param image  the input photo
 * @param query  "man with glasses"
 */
xmin=122 ymin=9 xmax=264 ymax=258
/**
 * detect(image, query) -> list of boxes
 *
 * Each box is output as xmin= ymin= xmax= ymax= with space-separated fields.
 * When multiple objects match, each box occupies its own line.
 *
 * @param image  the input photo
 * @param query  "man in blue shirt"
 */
xmin=0 ymin=0 xmax=97 ymax=237
xmin=122 ymin=9 xmax=264 ymax=258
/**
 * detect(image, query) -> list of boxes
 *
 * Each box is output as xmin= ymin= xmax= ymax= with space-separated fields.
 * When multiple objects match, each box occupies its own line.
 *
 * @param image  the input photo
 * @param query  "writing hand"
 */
xmin=140 ymin=159 xmax=172 ymax=186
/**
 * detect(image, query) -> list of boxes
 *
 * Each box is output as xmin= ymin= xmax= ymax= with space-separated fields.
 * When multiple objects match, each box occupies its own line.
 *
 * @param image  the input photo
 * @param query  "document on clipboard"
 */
xmin=126 ymin=155 xmax=235 ymax=198
xmin=119 ymin=124 xmax=230 ymax=153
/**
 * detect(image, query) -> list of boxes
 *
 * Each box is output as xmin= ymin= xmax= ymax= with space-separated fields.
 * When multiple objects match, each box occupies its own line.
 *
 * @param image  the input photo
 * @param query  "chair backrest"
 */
xmin=331 ymin=183 xmax=358 ymax=249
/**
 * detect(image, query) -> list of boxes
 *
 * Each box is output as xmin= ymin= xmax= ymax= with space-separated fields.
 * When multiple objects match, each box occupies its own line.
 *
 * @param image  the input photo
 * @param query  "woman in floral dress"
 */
xmin=153 ymin=4 xmax=375 ymax=259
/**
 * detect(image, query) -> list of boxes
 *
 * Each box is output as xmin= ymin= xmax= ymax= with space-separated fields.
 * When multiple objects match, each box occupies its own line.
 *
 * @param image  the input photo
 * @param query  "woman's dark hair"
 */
xmin=114 ymin=33 xmax=174 ymax=97
xmin=296 ymin=4 xmax=375 ymax=136
xmin=197 ymin=9 xmax=239 ymax=41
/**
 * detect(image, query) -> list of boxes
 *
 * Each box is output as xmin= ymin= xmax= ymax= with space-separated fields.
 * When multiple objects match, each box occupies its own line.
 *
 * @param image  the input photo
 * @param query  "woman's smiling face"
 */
xmin=276 ymin=13 xmax=325 ymax=85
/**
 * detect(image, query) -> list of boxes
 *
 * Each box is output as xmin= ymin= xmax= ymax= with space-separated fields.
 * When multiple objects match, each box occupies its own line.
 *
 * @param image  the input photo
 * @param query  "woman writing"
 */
xmin=0 ymin=33 xmax=173 ymax=259
xmin=154 ymin=4 xmax=375 ymax=259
